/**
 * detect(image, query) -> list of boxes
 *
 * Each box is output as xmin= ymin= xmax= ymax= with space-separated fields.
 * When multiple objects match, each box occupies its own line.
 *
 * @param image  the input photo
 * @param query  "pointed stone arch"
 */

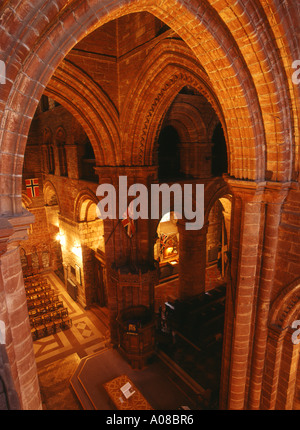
xmin=45 ymin=60 xmax=120 ymax=166
xmin=120 ymin=39 xmax=229 ymax=168
xmin=0 ymin=0 xmax=296 ymax=216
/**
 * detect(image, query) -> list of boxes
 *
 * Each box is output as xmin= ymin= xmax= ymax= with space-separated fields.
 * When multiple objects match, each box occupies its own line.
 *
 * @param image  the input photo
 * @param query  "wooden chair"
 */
xmin=45 ymin=290 xmax=54 ymax=297
xmin=55 ymin=300 xmax=64 ymax=310
xmin=52 ymin=295 xmax=60 ymax=303
xmin=34 ymin=317 xmax=46 ymax=339
xmin=52 ymin=311 xmax=62 ymax=332
xmin=29 ymin=309 xmax=37 ymax=319
xmin=43 ymin=314 xmax=55 ymax=336
xmin=60 ymin=308 xmax=72 ymax=329
xmin=31 ymin=325 xmax=38 ymax=340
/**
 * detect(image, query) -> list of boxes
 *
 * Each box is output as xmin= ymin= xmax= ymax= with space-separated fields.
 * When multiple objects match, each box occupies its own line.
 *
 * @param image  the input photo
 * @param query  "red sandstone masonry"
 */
xmin=0 ymin=0 xmax=299 ymax=411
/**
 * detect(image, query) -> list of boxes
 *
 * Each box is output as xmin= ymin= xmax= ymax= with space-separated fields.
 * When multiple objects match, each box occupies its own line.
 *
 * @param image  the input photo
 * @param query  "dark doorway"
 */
xmin=211 ymin=123 xmax=227 ymax=177
xmin=158 ymin=126 xmax=181 ymax=181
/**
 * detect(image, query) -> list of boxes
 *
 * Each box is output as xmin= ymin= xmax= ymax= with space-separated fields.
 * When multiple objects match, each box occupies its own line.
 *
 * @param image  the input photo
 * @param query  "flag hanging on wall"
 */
xmin=25 ymin=178 xmax=39 ymax=198
xmin=122 ymin=204 xmax=135 ymax=238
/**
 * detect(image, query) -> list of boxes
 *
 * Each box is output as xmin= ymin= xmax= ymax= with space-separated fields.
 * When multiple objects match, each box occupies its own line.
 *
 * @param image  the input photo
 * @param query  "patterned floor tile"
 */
xmin=33 ymin=272 xmax=109 ymax=368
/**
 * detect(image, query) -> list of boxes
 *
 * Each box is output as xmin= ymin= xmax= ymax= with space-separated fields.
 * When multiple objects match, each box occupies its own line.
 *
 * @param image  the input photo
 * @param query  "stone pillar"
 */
xmin=220 ymin=178 xmax=290 ymax=410
xmin=260 ymin=326 xmax=285 ymax=410
xmin=220 ymin=179 xmax=265 ymax=410
xmin=194 ymin=142 xmax=212 ymax=179
xmin=0 ymin=212 xmax=42 ymax=410
xmin=65 ymin=144 xmax=79 ymax=179
xmin=248 ymin=182 xmax=289 ymax=409
xmin=179 ymin=142 xmax=212 ymax=179
xmin=94 ymin=166 xmax=159 ymax=344
xmin=178 ymin=221 xmax=208 ymax=299
xmin=94 ymin=165 xmax=158 ymax=267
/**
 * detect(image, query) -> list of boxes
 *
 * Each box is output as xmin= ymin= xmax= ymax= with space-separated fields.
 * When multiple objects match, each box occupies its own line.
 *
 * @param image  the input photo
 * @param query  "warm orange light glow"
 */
xmin=165 ymin=247 xmax=173 ymax=255
xmin=56 ymin=232 xmax=65 ymax=246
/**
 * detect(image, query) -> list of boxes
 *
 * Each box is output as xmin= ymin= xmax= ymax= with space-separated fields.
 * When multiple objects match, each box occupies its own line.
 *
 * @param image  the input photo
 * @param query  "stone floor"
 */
xmin=32 ymin=271 xmax=300 ymax=410
xmin=38 ymin=353 xmax=82 ymax=410
xmin=34 ymin=272 xmax=200 ymax=410
xmin=33 ymin=272 xmax=111 ymax=409
xmin=33 ymin=272 xmax=110 ymax=369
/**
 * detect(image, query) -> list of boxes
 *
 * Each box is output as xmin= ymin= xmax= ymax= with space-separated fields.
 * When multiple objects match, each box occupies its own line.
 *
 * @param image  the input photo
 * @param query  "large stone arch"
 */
xmin=0 ymin=0 xmax=298 ymax=411
xmin=120 ymin=39 xmax=229 ymax=168
xmin=0 ymin=0 xmax=296 ymax=217
xmin=197 ymin=0 xmax=296 ymax=182
xmin=45 ymin=60 xmax=120 ymax=166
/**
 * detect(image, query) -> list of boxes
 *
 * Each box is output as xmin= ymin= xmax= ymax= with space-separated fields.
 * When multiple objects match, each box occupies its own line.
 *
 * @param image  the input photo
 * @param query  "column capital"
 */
xmin=0 ymin=210 xmax=35 ymax=255
xmin=224 ymin=175 xmax=291 ymax=204
xmin=224 ymin=176 xmax=265 ymax=200
xmin=0 ymin=218 xmax=14 ymax=256
xmin=263 ymin=181 xmax=291 ymax=204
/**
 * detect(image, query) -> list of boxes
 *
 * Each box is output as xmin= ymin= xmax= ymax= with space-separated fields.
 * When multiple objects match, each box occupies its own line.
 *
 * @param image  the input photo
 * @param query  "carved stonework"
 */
xmin=0 ymin=211 xmax=35 ymax=255
xmin=0 ymin=219 xmax=14 ymax=257
xmin=139 ymin=72 xmax=224 ymax=164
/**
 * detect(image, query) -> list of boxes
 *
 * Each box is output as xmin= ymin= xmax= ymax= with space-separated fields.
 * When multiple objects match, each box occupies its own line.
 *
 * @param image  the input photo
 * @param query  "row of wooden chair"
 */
xmin=26 ymin=289 xmax=56 ymax=302
xmin=24 ymin=274 xmax=45 ymax=283
xmin=27 ymin=293 xmax=60 ymax=310
xmin=30 ymin=308 xmax=72 ymax=340
xmin=28 ymin=299 xmax=64 ymax=318
xmin=25 ymin=275 xmax=72 ymax=340
xmin=25 ymin=284 xmax=52 ymax=296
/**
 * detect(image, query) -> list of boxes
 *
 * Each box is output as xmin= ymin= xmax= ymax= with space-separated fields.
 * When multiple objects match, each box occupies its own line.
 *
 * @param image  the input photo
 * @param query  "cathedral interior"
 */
xmin=0 ymin=0 xmax=299 ymax=411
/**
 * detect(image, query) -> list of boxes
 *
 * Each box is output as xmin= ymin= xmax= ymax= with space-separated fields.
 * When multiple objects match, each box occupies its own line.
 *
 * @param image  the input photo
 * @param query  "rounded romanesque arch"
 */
xmin=43 ymin=180 xmax=60 ymax=209
xmin=163 ymin=98 xmax=209 ymax=145
xmin=74 ymin=189 xmax=100 ymax=223
xmin=42 ymin=127 xmax=52 ymax=145
xmin=204 ymin=183 xmax=232 ymax=227
xmin=21 ymin=192 xmax=32 ymax=210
